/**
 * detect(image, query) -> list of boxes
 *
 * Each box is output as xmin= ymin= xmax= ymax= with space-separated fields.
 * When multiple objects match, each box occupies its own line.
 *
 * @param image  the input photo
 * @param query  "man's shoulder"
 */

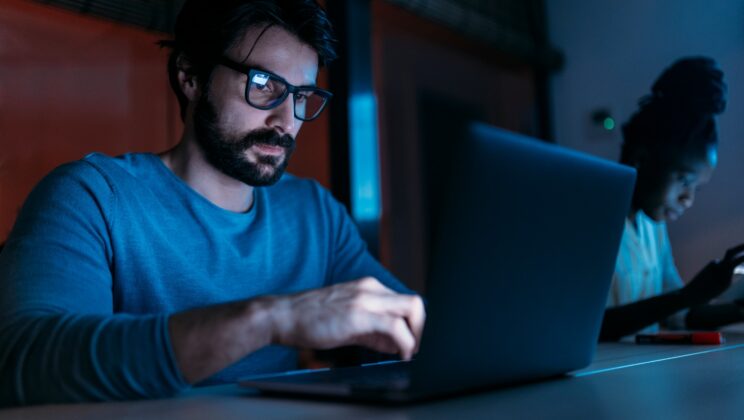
xmin=37 ymin=152 xmax=157 ymax=198
xmin=82 ymin=152 xmax=155 ymax=177
xmin=38 ymin=153 xmax=114 ymax=191
xmin=46 ymin=152 xmax=148 ymax=177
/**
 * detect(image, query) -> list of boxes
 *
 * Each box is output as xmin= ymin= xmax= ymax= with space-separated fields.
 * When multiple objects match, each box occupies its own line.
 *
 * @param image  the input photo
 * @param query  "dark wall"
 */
xmin=372 ymin=1 xmax=541 ymax=291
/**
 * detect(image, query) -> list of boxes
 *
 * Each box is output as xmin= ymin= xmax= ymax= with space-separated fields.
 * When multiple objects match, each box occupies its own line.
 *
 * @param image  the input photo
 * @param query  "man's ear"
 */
xmin=176 ymin=53 xmax=202 ymax=102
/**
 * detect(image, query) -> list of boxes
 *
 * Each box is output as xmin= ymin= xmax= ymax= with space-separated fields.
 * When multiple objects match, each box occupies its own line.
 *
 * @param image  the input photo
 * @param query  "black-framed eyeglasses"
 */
xmin=218 ymin=57 xmax=333 ymax=122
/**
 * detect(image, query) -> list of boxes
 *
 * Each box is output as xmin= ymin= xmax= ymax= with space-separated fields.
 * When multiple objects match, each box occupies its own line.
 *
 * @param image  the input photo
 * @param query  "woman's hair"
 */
xmin=159 ymin=0 xmax=337 ymax=120
xmin=620 ymin=57 xmax=727 ymax=169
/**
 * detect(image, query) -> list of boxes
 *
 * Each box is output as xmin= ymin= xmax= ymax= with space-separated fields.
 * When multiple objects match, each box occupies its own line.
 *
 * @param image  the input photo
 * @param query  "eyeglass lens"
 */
xmin=247 ymin=72 xmax=327 ymax=120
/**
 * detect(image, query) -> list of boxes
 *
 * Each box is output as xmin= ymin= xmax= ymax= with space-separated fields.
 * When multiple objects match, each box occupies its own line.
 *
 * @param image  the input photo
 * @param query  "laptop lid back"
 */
xmin=411 ymin=122 xmax=636 ymax=393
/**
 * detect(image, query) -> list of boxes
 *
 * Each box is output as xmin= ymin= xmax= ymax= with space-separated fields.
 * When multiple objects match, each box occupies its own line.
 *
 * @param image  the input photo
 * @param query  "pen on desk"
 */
xmin=635 ymin=332 xmax=724 ymax=345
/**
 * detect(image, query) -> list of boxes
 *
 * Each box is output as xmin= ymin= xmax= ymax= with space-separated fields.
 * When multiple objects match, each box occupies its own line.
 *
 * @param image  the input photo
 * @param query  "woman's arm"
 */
xmin=602 ymin=244 xmax=744 ymax=341
xmin=601 ymin=289 xmax=693 ymax=341
xmin=686 ymin=303 xmax=744 ymax=330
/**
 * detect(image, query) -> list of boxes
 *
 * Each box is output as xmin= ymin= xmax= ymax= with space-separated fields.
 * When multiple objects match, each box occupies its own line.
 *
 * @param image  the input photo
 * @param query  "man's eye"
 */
xmin=251 ymin=74 xmax=276 ymax=92
xmin=254 ymin=82 xmax=272 ymax=92
xmin=252 ymin=73 xmax=270 ymax=84
xmin=295 ymin=93 xmax=308 ymax=103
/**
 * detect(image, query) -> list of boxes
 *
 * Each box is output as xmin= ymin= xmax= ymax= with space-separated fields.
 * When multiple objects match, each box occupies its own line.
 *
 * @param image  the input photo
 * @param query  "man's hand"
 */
xmin=682 ymin=243 xmax=744 ymax=304
xmin=169 ymin=278 xmax=425 ymax=384
xmin=268 ymin=277 xmax=426 ymax=360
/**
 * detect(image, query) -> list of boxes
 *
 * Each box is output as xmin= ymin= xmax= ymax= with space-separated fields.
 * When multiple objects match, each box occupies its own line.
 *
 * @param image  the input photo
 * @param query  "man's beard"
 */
xmin=192 ymin=95 xmax=296 ymax=187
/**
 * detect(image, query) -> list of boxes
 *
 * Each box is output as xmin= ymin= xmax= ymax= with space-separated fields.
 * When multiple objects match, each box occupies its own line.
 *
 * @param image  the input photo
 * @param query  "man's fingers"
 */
xmin=295 ymin=280 xmax=425 ymax=358
xmin=404 ymin=296 xmax=426 ymax=351
xmin=376 ymin=315 xmax=416 ymax=360
xmin=347 ymin=290 xmax=425 ymax=357
xmin=355 ymin=277 xmax=395 ymax=294
xmin=355 ymin=294 xmax=425 ymax=341
xmin=354 ymin=292 xmax=420 ymax=315
xmin=351 ymin=314 xmax=417 ymax=359
xmin=410 ymin=297 xmax=426 ymax=353
xmin=354 ymin=332 xmax=400 ymax=355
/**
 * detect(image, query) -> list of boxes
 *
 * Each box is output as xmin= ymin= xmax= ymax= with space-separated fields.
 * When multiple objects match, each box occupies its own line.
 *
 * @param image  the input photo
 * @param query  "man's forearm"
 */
xmin=168 ymin=297 xmax=276 ymax=384
xmin=167 ymin=277 xmax=425 ymax=384
xmin=1 ymin=313 xmax=187 ymax=405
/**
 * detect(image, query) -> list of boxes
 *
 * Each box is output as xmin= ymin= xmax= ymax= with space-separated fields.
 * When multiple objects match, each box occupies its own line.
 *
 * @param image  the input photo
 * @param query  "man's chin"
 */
xmin=246 ymin=164 xmax=286 ymax=186
xmin=257 ymin=165 xmax=279 ymax=179
xmin=235 ymin=148 xmax=293 ymax=186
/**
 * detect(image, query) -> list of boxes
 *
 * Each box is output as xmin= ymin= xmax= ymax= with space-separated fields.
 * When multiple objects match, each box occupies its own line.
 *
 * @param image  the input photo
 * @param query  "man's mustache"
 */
xmin=238 ymin=130 xmax=295 ymax=149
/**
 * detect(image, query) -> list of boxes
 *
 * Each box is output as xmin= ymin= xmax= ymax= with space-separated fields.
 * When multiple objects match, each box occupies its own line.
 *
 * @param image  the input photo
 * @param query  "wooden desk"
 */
xmin=4 ymin=333 xmax=744 ymax=419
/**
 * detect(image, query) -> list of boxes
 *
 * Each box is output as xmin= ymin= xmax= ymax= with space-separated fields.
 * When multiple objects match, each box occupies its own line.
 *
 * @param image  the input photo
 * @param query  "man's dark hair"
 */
xmin=159 ymin=0 xmax=337 ymax=120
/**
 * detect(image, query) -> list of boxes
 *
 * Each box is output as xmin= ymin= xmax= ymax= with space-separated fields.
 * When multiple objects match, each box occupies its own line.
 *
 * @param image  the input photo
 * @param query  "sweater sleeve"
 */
xmin=0 ymin=161 xmax=188 ymax=406
xmin=317 ymin=185 xmax=413 ymax=295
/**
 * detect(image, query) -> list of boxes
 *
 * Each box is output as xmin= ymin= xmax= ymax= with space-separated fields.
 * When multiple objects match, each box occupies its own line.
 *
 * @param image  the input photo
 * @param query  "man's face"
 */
xmin=639 ymin=146 xmax=717 ymax=222
xmin=192 ymin=26 xmax=319 ymax=186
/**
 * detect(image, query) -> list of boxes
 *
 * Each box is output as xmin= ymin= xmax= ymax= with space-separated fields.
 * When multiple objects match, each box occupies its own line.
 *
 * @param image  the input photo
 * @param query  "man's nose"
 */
xmin=265 ymin=97 xmax=296 ymax=134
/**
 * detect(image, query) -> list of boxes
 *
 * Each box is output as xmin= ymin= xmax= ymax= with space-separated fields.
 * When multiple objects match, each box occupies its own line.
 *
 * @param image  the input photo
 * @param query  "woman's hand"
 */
xmin=682 ymin=243 xmax=744 ymax=304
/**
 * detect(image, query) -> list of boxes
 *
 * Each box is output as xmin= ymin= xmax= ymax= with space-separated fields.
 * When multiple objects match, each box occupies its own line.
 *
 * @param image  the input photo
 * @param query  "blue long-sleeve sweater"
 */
xmin=0 ymin=153 xmax=408 ymax=406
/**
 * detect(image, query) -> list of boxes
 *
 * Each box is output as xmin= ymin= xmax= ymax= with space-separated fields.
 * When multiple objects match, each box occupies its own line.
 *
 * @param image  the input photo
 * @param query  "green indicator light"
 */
xmin=603 ymin=117 xmax=615 ymax=131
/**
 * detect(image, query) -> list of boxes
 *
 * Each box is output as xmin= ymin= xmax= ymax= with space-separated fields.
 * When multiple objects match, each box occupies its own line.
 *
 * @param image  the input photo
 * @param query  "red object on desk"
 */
xmin=635 ymin=332 xmax=724 ymax=345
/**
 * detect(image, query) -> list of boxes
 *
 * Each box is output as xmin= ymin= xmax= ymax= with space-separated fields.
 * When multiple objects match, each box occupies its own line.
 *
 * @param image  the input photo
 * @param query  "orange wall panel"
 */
xmin=0 ymin=0 xmax=179 ymax=240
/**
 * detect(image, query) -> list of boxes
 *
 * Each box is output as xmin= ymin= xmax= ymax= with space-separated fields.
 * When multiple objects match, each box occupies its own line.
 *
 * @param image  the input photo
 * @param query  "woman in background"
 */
xmin=601 ymin=57 xmax=744 ymax=341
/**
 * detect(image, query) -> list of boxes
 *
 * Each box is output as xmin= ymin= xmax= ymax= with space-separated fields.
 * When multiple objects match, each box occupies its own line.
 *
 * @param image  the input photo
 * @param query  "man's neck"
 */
xmin=159 ymin=136 xmax=254 ymax=213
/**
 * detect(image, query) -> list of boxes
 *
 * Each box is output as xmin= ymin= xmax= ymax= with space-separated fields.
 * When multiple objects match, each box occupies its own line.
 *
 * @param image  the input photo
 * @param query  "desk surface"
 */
xmin=5 ymin=332 xmax=744 ymax=420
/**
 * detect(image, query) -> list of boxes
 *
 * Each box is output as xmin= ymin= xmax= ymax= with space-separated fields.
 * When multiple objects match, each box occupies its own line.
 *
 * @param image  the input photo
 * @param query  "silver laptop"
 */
xmin=240 ymin=122 xmax=636 ymax=402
